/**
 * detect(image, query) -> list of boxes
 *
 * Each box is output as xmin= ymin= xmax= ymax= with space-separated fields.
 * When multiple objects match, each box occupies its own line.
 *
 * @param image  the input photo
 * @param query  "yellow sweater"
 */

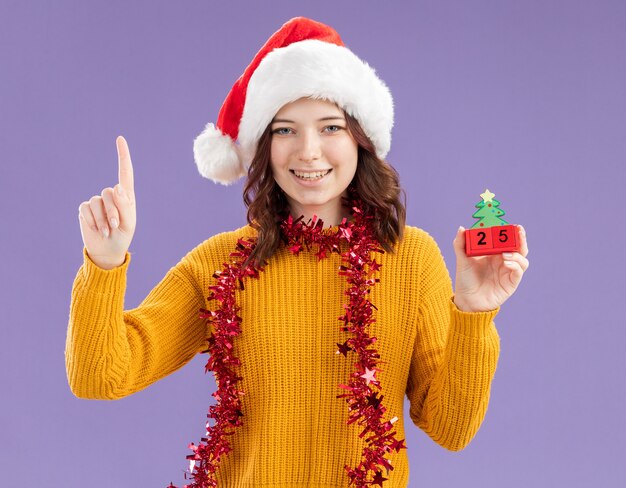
xmin=65 ymin=224 xmax=500 ymax=487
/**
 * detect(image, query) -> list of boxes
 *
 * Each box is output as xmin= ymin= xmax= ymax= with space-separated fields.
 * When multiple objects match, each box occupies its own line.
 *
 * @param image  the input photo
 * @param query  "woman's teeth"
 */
xmin=292 ymin=169 xmax=331 ymax=180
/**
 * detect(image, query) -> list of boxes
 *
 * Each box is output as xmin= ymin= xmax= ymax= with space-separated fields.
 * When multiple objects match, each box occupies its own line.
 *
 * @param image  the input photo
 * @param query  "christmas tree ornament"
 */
xmin=464 ymin=189 xmax=522 ymax=257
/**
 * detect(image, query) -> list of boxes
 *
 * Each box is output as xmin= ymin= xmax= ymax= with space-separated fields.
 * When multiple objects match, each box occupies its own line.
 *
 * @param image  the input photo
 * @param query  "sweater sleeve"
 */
xmin=405 ymin=231 xmax=501 ymax=451
xmin=65 ymin=246 xmax=209 ymax=400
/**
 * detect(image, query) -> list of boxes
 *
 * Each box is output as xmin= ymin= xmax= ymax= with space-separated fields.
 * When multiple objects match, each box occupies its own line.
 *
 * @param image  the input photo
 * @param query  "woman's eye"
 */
xmin=272 ymin=127 xmax=293 ymax=135
xmin=325 ymin=125 xmax=341 ymax=132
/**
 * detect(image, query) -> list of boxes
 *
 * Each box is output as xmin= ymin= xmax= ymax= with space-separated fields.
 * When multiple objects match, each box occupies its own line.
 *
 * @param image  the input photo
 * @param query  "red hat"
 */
xmin=193 ymin=16 xmax=394 ymax=185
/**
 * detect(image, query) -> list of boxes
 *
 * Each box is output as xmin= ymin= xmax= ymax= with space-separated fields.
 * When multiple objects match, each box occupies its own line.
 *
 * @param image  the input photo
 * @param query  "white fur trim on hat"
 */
xmin=193 ymin=123 xmax=247 ymax=185
xmin=238 ymin=39 xmax=394 ymax=167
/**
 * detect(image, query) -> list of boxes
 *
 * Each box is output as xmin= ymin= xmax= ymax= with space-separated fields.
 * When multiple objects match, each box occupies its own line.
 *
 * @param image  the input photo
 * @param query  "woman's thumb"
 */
xmin=453 ymin=226 xmax=466 ymax=253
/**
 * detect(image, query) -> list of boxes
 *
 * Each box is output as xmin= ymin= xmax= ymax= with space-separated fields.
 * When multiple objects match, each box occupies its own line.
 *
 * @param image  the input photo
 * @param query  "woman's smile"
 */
xmin=289 ymin=168 xmax=333 ymax=184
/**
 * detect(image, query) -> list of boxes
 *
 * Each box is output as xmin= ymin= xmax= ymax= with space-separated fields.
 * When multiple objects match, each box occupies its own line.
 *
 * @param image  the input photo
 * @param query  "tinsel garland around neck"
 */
xmin=168 ymin=201 xmax=407 ymax=488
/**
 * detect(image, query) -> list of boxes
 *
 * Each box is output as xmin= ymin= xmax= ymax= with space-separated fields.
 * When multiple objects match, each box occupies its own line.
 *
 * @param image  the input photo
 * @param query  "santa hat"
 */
xmin=193 ymin=16 xmax=394 ymax=185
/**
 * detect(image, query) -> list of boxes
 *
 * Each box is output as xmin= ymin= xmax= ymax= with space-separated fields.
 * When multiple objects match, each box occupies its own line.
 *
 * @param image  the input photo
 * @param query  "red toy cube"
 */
xmin=465 ymin=224 xmax=520 ymax=257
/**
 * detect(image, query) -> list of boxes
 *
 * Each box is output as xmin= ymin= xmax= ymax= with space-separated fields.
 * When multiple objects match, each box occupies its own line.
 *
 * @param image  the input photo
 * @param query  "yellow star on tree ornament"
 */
xmin=480 ymin=189 xmax=496 ymax=203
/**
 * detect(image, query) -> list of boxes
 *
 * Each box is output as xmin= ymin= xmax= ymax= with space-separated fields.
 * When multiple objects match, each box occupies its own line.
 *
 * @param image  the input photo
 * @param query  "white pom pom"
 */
xmin=193 ymin=123 xmax=247 ymax=185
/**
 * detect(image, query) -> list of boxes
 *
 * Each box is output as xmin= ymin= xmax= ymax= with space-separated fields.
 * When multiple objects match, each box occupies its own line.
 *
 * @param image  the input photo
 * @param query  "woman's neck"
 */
xmin=288 ymin=204 xmax=349 ymax=228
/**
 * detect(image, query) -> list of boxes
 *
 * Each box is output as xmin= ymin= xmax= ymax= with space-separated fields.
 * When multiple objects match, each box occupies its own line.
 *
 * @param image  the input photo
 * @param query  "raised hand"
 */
xmin=452 ymin=225 xmax=530 ymax=312
xmin=78 ymin=136 xmax=137 ymax=270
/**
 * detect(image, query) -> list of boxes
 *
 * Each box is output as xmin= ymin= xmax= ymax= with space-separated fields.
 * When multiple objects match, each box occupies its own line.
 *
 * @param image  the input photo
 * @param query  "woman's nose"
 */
xmin=297 ymin=130 xmax=322 ymax=162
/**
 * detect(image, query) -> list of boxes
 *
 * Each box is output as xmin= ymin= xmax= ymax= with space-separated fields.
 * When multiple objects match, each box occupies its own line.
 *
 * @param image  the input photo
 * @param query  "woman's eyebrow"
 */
xmin=271 ymin=116 xmax=346 ymax=124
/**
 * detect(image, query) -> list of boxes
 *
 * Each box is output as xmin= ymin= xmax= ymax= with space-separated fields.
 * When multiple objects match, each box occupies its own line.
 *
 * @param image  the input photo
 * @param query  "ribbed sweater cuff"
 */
xmin=80 ymin=247 xmax=132 ymax=293
xmin=448 ymin=297 xmax=499 ymax=338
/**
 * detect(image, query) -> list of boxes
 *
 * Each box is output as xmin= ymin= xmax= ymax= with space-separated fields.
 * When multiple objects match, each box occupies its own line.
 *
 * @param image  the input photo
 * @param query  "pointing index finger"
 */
xmin=116 ymin=135 xmax=134 ymax=198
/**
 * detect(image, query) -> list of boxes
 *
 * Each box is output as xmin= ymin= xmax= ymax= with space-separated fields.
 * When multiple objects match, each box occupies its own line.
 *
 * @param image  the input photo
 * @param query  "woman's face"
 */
xmin=269 ymin=97 xmax=358 ymax=223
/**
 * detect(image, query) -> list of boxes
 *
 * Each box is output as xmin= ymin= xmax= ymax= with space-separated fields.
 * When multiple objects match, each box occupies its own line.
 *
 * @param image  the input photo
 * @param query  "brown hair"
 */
xmin=242 ymin=107 xmax=406 ymax=267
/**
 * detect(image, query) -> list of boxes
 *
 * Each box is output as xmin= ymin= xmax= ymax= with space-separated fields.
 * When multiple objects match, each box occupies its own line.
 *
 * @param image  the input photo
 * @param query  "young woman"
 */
xmin=67 ymin=17 xmax=529 ymax=488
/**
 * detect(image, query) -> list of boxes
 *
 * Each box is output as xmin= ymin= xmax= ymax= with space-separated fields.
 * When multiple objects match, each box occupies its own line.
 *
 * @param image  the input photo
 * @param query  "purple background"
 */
xmin=2 ymin=1 xmax=625 ymax=486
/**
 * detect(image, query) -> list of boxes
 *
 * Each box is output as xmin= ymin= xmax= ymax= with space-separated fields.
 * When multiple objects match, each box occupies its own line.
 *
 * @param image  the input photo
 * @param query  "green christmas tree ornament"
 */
xmin=465 ymin=189 xmax=521 ymax=256
xmin=470 ymin=189 xmax=509 ymax=229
